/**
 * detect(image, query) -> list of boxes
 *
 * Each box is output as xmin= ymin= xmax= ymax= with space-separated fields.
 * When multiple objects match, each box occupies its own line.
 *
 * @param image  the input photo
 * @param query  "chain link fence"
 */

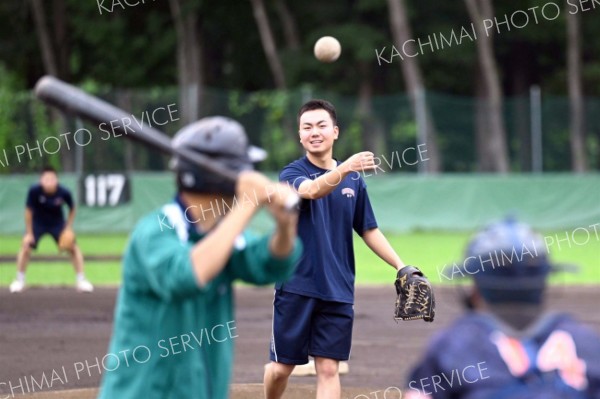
xmin=1 ymin=86 xmax=598 ymax=174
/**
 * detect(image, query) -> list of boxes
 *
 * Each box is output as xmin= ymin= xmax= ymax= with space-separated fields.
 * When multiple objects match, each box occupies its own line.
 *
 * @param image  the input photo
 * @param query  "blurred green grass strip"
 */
xmin=0 ymin=232 xmax=598 ymax=286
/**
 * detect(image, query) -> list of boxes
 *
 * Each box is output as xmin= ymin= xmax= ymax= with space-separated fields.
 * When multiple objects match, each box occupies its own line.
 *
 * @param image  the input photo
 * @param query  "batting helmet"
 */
xmin=170 ymin=116 xmax=267 ymax=195
xmin=462 ymin=218 xmax=551 ymax=304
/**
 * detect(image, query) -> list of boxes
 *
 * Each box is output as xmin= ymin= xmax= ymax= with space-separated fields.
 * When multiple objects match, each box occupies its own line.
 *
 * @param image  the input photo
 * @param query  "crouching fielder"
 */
xmin=97 ymin=117 xmax=301 ymax=399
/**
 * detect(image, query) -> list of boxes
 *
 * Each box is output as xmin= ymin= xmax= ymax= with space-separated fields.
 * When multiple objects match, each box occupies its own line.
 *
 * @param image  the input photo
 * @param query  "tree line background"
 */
xmin=0 ymin=0 xmax=599 ymax=174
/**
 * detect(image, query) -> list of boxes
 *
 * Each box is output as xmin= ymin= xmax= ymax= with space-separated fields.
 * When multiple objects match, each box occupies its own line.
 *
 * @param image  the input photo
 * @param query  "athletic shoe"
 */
xmin=9 ymin=280 xmax=25 ymax=293
xmin=76 ymin=279 xmax=94 ymax=293
xmin=338 ymin=361 xmax=349 ymax=375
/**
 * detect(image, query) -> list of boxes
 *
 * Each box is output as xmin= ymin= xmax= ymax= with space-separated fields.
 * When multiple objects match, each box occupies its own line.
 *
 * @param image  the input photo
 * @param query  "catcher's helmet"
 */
xmin=170 ymin=116 xmax=266 ymax=195
xmin=463 ymin=218 xmax=551 ymax=304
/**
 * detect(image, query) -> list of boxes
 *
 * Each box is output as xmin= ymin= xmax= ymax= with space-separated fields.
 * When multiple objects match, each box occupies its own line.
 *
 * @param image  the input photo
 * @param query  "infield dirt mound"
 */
xmin=19 ymin=384 xmax=392 ymax=399
xmin=1 ymin=285 xmax=598 ymax=398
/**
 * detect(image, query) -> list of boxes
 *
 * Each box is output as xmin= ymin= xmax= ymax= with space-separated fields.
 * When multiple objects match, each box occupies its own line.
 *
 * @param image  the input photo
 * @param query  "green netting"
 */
xmin=0 ymin=173 xmax=598 ymax=235
xmin=1 ymin=88 xmax=599 ymax=175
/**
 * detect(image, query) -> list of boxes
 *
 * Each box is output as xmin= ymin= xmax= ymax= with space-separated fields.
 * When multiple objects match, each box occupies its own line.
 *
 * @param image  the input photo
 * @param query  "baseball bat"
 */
xmin=34 ymin=76 xmax=300 ymax=210
xmin=34 ymin=75 xmax=239 ymax=181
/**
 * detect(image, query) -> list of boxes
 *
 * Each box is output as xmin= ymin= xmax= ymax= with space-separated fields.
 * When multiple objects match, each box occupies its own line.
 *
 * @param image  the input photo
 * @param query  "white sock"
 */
xmin=76 ymin=273 xmax=86 ymax=282
xmin=16 ymin=272 xmax=25 ymax=282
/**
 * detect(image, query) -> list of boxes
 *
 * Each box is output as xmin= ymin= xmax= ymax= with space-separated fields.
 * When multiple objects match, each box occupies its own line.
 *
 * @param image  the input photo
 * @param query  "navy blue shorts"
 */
xmin=30 ymin=223 xmax=65 ymax=249
xmin=269 ymin=290 xmax=354 ymax=365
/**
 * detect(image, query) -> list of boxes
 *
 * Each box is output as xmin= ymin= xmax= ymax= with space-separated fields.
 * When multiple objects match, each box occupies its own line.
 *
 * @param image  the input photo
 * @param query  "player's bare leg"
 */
xmin=314 ymin=357 xmax=341 ymax=399
xmin=16 ymin=235 xmax=33 ymax=274
xmin=264 ymin=361 xmax=295 ymax=399
xmin=11 ymin=235 xmax=33 ymax=292
xmin=69 ymin=244 xmax=93 ymax=292
xmin=69 ymin=244 xmax=84 ymax=274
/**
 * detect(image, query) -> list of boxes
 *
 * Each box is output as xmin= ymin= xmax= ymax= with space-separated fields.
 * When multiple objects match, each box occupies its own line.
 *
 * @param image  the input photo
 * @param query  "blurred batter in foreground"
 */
xmin=97 ymin=117 xmax=301 ymax=399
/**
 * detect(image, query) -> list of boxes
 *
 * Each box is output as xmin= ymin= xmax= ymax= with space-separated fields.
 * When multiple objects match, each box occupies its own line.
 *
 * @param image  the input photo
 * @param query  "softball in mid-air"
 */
xmin=314 ymin=36 xmax=341 ymax=63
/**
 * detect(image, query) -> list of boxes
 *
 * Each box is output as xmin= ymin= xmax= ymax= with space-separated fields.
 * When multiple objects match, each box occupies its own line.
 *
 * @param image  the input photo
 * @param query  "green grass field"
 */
xmin=1 ymin=231 xmax=598 ymax=287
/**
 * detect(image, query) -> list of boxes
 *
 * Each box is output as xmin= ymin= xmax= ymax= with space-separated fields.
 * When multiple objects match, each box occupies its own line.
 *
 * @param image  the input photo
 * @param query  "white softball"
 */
xmin=314 ymin=36 xmax=341 ymax=63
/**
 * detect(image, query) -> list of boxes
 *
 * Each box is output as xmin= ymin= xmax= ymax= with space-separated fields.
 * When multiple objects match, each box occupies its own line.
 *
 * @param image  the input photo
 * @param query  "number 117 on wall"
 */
xmin=82 ymin=174 xmax=130 ymax=207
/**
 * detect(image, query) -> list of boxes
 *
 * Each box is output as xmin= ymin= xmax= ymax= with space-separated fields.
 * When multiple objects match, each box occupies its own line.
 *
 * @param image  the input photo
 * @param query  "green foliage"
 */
xmin=66 ymin=0 xmax=176 ymax=86
xmin=0 ymin=0 xmax=597 ymax=97
xmin=0 ymin=64 xmax=21 ymax=170
xmin=28 ymin=100 xmax=64 ymax=171
xmin=335 ymin=120 xmax=364 ymax=160
xmin=391 ymin=119 xmax=417 ymax=143
xmin=0 ymin=0 xmax=598 ymax=172
xmin=544 ymin=128 xmax=571 ymax=171
xmin=229 ymin=90 xmax=300 ymax=170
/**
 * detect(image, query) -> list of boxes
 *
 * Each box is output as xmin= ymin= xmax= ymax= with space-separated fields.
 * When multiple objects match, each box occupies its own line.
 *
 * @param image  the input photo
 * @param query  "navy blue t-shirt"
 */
xmin=26 ymin=184 xmax=73 ymax=227
xmin=406 ymin=312 xmax=600 ymax=398
xmin=278 ymin=156 xmax=378 ymax=304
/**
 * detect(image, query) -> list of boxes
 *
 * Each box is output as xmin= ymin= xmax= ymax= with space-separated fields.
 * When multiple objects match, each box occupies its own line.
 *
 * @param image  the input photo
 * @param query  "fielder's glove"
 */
xmin=58 ymin=228 xmax=76 ymax=252
xmin=394 ymin=265 xmax=435 ymax=322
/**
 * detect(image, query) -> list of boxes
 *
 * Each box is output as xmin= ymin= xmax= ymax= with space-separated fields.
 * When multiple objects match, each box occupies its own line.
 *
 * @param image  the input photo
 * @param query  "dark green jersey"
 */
xmin=98 ymin=200 xmax=301 ymax=399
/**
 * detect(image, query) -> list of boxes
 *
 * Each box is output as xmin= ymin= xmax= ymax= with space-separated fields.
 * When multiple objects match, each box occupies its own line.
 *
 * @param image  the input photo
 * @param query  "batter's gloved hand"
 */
xmin=58 ymin=228 xmax=76 ymax=252
xmin=394 ymin=266 xmax=435 ymax=322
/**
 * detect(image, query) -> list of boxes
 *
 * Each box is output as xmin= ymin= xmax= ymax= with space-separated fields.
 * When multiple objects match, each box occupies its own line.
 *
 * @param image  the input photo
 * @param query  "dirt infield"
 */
xmin=1 ymin=285 xmax=598 ymax=398
xmin=8 ymin=385 xmax=390 ymax=399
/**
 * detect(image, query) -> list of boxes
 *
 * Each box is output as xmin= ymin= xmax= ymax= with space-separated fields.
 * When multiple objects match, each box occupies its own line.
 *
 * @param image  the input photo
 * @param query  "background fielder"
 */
xmin=9 ymin=166 xmax=93 ymax=293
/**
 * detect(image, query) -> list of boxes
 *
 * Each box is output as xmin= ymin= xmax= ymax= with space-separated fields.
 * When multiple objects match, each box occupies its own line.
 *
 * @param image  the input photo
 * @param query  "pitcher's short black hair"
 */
xmin=297 ymin=99 xmax=337 ymax=126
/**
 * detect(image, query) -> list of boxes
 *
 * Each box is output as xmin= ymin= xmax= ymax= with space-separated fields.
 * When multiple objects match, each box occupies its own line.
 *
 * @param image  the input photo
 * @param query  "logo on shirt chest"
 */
xmin=39 ymin=195 xmax=63 ymax=206
xmin=341 ymin=187 xmax=355 ymax=198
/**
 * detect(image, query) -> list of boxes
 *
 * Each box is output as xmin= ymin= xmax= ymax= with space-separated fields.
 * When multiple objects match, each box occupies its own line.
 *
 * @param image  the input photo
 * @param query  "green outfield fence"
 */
xmin=0 ymin=173 xmax=598 ymax=235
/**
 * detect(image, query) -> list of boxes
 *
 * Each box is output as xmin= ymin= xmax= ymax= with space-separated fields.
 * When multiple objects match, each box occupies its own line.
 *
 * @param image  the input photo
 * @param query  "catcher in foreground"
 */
xmin=394 ymin=265 xmax=435 ymax=322
xmin=9 ymin=166 xmax=93 ymax=293
xmin=404 ymin=218 xmax=600 ymax=398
